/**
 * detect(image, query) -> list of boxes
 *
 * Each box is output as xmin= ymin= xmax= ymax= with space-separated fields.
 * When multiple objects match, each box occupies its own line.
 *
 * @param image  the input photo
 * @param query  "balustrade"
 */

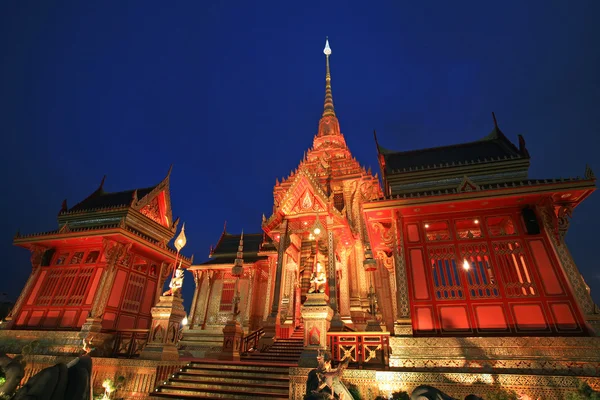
xmin=109 ymin=329 xmax=150 ymax=358
xmin=327 ymin=331 xmax=389 ymax=368
xmin=242 ymin=327 xmax=265 ymax=354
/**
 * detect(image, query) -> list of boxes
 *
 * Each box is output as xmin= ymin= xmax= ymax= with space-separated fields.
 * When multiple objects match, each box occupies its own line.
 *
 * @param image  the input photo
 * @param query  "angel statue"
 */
xmin=163 ymin=267 xmax=184 ymax=296
xmin=304 ymin=351 xmax=352 ymax=400
xmin=309 ymin=261 xmax=327 ymax=294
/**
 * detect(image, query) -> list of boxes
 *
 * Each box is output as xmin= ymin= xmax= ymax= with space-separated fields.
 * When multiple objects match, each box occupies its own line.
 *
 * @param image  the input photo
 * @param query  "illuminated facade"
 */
xmin=2 ymin=40 xmax=600 ymax=399
xmin=187 ymin=42 xmax=599 ymax=342
xmin=182 ymin=40 xmax=600 ymax=399
xmin=3 ymin=168 xmax=191 ymax=334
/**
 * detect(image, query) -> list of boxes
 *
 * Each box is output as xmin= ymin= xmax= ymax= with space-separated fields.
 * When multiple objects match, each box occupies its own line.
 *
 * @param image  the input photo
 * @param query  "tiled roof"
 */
xmin=68 ymin=186 xmax=155 ymax=212
xmin=380 ymin=127 xmax=524 ymax=174
xmin=372 ymin=177 xmax=591 ymax=201
xmin=200 ymin=255 xmax=268 ymax=265
xmin=199 ymin=233 xmax=271 ymax=266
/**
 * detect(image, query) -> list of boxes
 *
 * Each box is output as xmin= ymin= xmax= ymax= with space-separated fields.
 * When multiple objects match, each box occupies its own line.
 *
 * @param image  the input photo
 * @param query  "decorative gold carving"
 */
xmin=538 ymin=202 xmax=597 ymax=318
xmin=392 ymin=216 xmax=411 ymax=323
xmin=91 ymin=240 xmax=132 ymax=318
xmin=29 ymin=245 xmax=48 ymax=271
xmin=269 ymin=220 xmax=289 ymax=318
xmin=327 ymin=230 xmax=338 ymax=312
xmin=376 ymin=250 xmax=393 ymax=270
xmin=140 ymin=196 xmax=162 ymax=224
xmin=302 ymin=191 xmax=313 ymax=209
xmin=338 ymin=249 xmax=351 ymax=318
xmin=372 ymin=221 xmax=394 ymax=248
xmin=263 ymin=256 xmax=275 ymax=321
xmin=556 ymin=204 xmax=573 ymax=241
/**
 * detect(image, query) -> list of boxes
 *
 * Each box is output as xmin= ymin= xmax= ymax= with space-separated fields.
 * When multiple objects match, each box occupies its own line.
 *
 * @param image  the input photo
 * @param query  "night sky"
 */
xmin=1 ymin=1 xmax=599 ymax=312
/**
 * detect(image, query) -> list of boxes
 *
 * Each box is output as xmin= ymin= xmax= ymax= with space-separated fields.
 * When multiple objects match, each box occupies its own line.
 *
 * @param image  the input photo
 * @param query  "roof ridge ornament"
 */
xmin=492 ymin=112 xmax=499 ymax=129
xmin=98 ymin=175 xmax=106 ymax=192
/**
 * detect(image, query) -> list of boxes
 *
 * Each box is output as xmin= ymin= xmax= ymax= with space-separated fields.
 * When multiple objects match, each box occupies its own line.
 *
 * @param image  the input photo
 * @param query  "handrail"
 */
xmin=242 ymin=327 xmax=264 ymax=354
xmin=327 ymin=331 xmax=390 ymax=368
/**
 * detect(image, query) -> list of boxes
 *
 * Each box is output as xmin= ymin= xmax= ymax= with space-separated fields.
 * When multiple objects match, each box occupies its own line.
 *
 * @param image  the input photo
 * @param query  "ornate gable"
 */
xmin=279 ymin=170 xmax=329 ymax=216
xmin=132 ymin=167 xmax=176 ymax=232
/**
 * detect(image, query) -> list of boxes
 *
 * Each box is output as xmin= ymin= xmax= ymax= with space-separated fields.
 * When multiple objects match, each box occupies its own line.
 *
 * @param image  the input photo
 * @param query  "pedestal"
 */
xmin=298 ymin=293 xmax=333 ymax=367
xmin=220 ymin=319 xmax=244 ymax=361
xmin=393 ymin=318 xmax=413 ymax=336
xmin=80 ymin=317 xmax=103 ymax=334
xmin=365 ymin=319 xmax=384 ymax=332
xmin=140 ymin=295 xmax=186 ymax=361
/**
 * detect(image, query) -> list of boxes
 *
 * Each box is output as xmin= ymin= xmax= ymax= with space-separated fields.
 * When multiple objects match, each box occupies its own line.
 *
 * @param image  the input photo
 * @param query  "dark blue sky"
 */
xmin=1 ymin=1 xmax=599 ymax=310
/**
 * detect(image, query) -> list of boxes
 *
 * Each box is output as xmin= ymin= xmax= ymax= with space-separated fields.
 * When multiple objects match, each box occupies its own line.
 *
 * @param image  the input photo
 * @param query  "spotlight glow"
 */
xmin=463 ymin=259 xmax=470 ymax=270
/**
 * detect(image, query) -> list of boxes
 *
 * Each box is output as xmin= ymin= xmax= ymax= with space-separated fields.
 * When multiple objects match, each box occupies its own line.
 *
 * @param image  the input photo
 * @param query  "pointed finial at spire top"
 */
xmin=322 ymin=37 xmax=336 ymax=118
xmin=324 ymin=37 xmax=332 ymax=56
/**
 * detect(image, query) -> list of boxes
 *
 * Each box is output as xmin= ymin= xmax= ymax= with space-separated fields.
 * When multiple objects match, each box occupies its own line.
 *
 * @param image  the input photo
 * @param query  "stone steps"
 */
xmin=150 ymin=360 xmax=290 ymax=400
xmin=242 ymin=333 xmax=304 ymax=364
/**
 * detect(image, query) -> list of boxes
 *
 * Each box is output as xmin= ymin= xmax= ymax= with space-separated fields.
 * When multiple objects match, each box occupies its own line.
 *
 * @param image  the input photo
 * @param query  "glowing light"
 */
xmin=313 ymin=227 xmax=321 ymax=235
xmin=424 ymin=224 xmax=430 ymax=228
xmin=474 ymin=219 xmax=479 ymax=224
xmin=463 ymin=259 xmax=471 ymax=270
xmin=303 ymin=221 xmax=308 ymax=225
xmin=182 ymin=317 xmax=188 ymax=326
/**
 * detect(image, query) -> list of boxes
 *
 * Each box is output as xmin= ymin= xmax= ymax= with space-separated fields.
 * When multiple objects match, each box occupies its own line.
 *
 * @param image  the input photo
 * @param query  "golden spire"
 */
xmin=322 ymin=37 xmax=336 ymax=117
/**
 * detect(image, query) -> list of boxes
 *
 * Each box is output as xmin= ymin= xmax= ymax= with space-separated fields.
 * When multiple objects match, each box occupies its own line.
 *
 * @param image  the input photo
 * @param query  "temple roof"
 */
xmin=69 ymin=186 xmax=155 ymax=212
xmin=369 ymin=175 xmax=595 ymax=202
xmin=199 ymin=232 xmax=272 ymax=266
xmin=379 ymin=126 xmax=525 ymax=173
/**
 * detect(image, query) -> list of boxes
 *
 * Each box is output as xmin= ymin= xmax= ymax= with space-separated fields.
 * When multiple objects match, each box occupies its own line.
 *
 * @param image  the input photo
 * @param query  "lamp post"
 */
xmin=363 ymin=243 xmax=382 ymax=331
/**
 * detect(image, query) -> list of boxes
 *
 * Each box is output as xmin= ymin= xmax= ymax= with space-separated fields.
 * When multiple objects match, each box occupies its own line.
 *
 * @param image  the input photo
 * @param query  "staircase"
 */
xmin=150 ymin=360 xmax=291 ymax=399
xmin=242 ymin=325 xmax=304 ymax=363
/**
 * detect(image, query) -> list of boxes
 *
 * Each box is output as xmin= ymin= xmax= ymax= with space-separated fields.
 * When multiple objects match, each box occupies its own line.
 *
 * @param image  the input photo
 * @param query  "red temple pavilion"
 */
xmin=1 ymin=39 xmax=599 ymax=400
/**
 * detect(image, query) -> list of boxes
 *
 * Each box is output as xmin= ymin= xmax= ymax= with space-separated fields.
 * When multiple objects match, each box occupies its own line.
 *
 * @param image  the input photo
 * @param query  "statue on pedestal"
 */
xmin=304 ymin=351 xmax=352 ymax=399
xmin=163 ymin=267 xmax=184 ymax=296
xmin=309 ymin=261 xmax=327 ymax=294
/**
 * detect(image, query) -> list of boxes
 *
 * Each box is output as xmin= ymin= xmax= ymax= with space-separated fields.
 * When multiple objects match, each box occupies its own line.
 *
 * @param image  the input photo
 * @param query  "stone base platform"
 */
xmin=290 ymin=367 xmax=600 ymax=400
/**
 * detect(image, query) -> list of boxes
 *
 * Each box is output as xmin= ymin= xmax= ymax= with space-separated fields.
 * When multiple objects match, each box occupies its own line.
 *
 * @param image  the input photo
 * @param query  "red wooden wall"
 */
xmin=17 ymin=244 xmax=159 ymax=331
xmin=17 ymin=247 xmax=103 ymax=329
xmin=403 ymin=207 xmax=587 ymax=336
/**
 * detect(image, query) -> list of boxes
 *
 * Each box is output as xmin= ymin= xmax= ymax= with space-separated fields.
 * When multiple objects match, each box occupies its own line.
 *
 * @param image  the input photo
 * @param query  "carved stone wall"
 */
xmin=389 ymin=336 xmax=600 ymax=375
xmin=290 ymin=366 xmax=600 ymax=400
